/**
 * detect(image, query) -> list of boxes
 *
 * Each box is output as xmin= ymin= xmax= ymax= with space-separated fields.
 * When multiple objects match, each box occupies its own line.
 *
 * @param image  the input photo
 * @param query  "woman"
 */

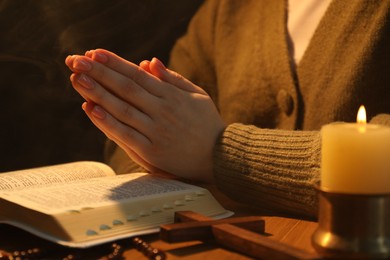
xmin=65 ymin=0 xmax=390 ymax=217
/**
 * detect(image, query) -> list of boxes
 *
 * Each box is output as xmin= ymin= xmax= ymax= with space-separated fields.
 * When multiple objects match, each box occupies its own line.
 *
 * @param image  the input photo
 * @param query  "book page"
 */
xmin=0 ymin=173 xmax=199 ymax=214
xmin=0 ymin=161 xmax=115 ymax=191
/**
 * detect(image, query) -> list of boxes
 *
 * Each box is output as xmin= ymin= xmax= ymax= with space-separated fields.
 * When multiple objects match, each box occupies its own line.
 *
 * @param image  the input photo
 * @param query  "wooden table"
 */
xmin=0 ymin=187 xmax=320 ymax=259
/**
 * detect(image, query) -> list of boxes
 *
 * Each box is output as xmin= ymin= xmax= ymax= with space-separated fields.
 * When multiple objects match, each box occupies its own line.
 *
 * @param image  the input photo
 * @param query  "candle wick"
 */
xmin=358 ymin=122 xmax=366 ymax=133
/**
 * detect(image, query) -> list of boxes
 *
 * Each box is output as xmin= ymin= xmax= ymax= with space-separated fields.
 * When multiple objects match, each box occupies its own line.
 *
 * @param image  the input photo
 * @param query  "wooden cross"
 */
xmin=160 ymin=211 xmax=320 ymax=259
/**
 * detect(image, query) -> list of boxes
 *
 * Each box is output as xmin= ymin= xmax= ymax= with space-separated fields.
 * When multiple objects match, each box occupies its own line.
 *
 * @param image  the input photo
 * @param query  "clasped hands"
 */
xmin=65 ymin=49 xmax=225 ymax=183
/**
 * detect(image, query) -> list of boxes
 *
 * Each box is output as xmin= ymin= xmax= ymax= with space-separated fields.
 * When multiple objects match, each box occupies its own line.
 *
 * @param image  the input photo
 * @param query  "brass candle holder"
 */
xmin=312 ymin=188 xmax=390 ymax=259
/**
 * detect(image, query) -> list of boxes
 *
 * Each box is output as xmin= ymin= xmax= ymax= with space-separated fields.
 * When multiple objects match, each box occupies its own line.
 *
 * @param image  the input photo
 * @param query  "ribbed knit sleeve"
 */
xmin=214 ymin=123 xmax=321 ymax=217
xmin=370 ymin=114 xmax=390 ymax=127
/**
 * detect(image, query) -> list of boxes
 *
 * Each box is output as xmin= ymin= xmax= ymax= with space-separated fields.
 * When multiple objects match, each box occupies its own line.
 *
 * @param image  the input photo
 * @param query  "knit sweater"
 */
xmin=107 ymin=0 xmax=390 ymax=217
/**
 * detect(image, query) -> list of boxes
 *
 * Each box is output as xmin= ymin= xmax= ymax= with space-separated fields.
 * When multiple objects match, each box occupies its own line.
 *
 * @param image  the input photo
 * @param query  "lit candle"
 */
xmin=321 ymin=106 xmax=390 ymax=194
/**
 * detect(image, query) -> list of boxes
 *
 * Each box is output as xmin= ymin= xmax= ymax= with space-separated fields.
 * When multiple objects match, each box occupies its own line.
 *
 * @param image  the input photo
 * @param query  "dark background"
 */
xmin=0 ymin=0 xmax=203 ymax=172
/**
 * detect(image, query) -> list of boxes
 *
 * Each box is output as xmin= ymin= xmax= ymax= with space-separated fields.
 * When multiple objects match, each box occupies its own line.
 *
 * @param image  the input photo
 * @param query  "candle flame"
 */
xmin=357 ymin=105 xmax=366 ymax=133
xmin=357 ymin=105 xmax=367 ymax=124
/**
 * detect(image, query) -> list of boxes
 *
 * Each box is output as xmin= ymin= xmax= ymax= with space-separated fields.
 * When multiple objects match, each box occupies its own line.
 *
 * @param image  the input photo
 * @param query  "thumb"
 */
xmin=150 ymin=57 xmax=207 ymax=95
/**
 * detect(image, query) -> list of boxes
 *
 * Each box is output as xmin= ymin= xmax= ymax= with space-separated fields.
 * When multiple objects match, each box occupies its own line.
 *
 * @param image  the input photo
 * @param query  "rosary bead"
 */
xmin=27 ymin=248 xmax=36 ymax=257
xmin=63 ymin=254 xmax=74 ymax=260
xmin=140 ymin=242 xmax=150 ymax=253
xmin=130 ymin=237 xmax=166 ymax=259
xmin=150 ymin=249 xmax=166 ymax=260
xmin=132 ymin=237 xmax=143 ymax=250
xmin=63 ymin=253 xmax=82 ymax=260
xmin=1 ymin=236 xmax=166 ymax=259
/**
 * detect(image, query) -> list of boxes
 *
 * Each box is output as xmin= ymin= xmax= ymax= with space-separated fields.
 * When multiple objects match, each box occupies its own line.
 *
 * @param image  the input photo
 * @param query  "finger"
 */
xmin=65 ymin=55 xmax=78 ymax=70
xmin=81 ymin=101 xmax=153 ymax=160
xmin=82 ymin=101 xmax=153 ymax=171
xmin=69 ymin=56 xmax=164 ymax=116
xmin=139 ymin=60 xmax=151 ymax=73
xmin=79 ymin=49 xmax=167 ymax=97
xmin=70 ymin=73 xmax=155 ymax=135
xmin=149 ymin=57 xmax=207 ymax=95
xmin=69 ymin=74 xmax=91 ymax=102
xmin=69 ymin=54 xmax=165 ymax=99
xmin=86 ymin=49 xmax=108 ymax=63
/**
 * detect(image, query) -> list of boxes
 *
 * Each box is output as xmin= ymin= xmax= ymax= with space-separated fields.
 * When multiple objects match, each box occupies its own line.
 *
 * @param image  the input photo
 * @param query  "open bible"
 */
xmin=0 ymin=161 xmax=232 ymax=248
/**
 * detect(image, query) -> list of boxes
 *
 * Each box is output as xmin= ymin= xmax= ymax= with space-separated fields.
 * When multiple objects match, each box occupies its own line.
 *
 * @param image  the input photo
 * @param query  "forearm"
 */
xmin=214 ymin=123 xmax=321 ymax=217
xmin=213 ymin=114 xmax=390 ymax=217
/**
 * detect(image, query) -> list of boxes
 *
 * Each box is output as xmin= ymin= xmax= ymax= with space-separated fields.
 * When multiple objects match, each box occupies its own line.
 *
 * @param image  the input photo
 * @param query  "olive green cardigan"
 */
xmin=107 ymin=0 xmax=390 ymax=217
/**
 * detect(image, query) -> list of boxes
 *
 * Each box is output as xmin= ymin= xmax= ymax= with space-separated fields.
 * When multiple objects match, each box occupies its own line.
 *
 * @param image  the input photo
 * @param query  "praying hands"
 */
xmin=65 ymin=49 xmax=226 ymax=182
